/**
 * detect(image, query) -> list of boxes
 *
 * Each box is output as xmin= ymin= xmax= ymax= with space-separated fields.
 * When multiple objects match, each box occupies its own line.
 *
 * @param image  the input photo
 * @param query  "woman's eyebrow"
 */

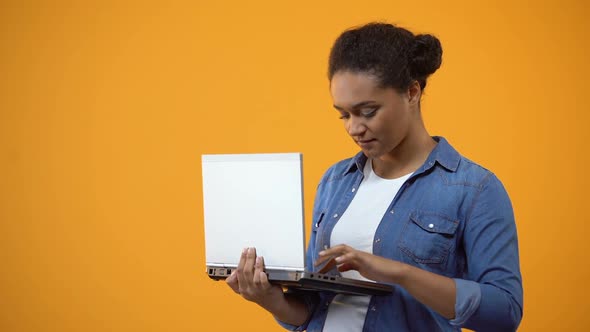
xmin=333 ymin=100 xmax=378 ymax=111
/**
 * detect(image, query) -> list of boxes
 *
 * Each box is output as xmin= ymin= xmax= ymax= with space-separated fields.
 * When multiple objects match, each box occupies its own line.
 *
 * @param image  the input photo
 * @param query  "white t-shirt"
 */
xmin=322 ymin=159 xmax=412 ymax=332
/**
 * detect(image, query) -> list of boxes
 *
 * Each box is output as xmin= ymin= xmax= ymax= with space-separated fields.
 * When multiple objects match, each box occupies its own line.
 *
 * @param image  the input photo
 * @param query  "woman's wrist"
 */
xmin=265 ymin=291 xmax=309 ymax=327
xmin=387 ymin=260 xmax=412 ymax=285
xmin=257 ymin=289 xmax=287 ymax=313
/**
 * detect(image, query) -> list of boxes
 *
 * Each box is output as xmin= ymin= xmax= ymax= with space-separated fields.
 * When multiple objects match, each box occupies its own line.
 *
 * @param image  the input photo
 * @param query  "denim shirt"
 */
xmin=279 ymin=137 xmax=523 ymax=332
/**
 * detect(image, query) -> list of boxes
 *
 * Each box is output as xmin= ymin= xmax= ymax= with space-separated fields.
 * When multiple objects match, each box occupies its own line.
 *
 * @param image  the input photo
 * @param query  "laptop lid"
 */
xmin=201 ymin=153 xmax=306 ymax=272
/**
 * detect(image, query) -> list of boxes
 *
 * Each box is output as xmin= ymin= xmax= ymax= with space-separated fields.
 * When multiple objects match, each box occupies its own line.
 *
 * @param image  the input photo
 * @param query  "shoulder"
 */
xmin=435 ymin=137 xmax=502 ymax=191
xmin=454 ymin=157 xmax=497 ymax=190
xmin=444 ymin=148 xmax=512 ymax=216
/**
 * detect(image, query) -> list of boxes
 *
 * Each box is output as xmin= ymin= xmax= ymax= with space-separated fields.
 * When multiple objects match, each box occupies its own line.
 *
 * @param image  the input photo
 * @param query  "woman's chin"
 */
xmin=361 ymin=148 xmax=383 ymax=159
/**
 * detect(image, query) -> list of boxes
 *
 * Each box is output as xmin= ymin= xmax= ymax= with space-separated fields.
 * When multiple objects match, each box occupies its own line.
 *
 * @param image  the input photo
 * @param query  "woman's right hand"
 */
xmin=226 ymin=247 xmax=285 ymax=309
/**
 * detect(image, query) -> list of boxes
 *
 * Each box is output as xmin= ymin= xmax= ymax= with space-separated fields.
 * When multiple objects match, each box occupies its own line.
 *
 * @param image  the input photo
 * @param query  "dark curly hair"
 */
xmin=328 ymin=22 xmax=443 ymax=93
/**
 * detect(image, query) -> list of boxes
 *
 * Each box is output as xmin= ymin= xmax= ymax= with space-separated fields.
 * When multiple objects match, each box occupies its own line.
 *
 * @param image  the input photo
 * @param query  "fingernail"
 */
xmin=256 ymin=256 xmax=261 ymax=265
xmin=242 ymin=247 xmax=247 ymax=254
xmin=319 ymin=251 xmax=326 ymax=256
xmin=335 ymin=257 xmax=342 ymax=263
xmin=248 ymin=247 xmax=253 ymax=253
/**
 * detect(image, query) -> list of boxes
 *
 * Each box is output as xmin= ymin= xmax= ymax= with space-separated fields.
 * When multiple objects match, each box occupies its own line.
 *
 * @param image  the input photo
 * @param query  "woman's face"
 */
xmin=330 ymin=71 xmax=417 ymax=159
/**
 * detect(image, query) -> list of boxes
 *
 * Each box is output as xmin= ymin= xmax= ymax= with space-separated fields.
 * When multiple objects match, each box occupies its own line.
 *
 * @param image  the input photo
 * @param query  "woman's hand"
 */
xmin=225 ymin=247 xmax=311 ymax=326
xmin=315 ymin=244 xmax=456 ymax=319
xmin=315 ymin=244 xmax=408 ymax=283
xmin=226 ymin=247 xmax=285 ymax=309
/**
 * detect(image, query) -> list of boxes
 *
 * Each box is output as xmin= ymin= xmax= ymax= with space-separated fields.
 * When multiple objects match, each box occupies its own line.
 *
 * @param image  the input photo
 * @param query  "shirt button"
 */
xmin=390 ymin=209 xmax=395 ymax=214
xmin=351 ymin=187 xmax=356 ymax=192
xmin=375 ymin=238 xmax=381 ymax=243
xmin=370 ymin=306 xmax=376 ymax=311
xmin=333 ymin=214 xmax=338 ymax=218
xmin=428 ymin=223 xmax=434 ymax=229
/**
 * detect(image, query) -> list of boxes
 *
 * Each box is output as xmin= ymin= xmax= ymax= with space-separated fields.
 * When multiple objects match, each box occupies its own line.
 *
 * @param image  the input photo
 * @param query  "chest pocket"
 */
xmin=398 ymin=211 xmax=459 ymax=265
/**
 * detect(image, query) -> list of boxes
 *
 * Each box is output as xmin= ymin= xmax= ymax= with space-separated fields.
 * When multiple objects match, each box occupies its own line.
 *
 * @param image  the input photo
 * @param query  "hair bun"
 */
xmin=410 ymin=34 xmax=443 ymax=87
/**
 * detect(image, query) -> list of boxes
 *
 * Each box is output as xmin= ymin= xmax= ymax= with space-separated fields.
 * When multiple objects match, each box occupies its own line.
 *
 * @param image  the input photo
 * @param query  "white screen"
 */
xmin=202 ymin=153 xmax=306 ymax=270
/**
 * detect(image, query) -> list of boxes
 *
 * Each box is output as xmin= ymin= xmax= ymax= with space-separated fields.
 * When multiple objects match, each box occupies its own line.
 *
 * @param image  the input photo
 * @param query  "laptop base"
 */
xmin=207 ymin=266 xmax=393 ymax=296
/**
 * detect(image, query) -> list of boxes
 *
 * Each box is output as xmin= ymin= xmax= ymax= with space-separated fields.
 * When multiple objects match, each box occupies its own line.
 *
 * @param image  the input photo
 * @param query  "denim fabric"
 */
xmin=278 ymin=137 xmax=523 ymax=332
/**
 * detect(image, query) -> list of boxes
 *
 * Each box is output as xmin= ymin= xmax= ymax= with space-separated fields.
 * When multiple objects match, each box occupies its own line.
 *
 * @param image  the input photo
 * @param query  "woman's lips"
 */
xmin=357 ymin=139 xmax=376 ymax=147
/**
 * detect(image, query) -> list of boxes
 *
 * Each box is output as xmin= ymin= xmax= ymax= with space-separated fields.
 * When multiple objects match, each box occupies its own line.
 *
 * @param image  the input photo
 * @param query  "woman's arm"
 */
xmin=317 ymin=245 xmax=457 ymax=319
xmin=453 ymin=174 xmax=523 ymax=330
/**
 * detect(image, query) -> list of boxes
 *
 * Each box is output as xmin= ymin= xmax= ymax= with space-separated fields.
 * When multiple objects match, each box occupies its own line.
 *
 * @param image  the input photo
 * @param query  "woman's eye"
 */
xmin=338 ymin=113 xmax=350 ymax=120
xmin=361 ymin=108 xmax=378 ymax=118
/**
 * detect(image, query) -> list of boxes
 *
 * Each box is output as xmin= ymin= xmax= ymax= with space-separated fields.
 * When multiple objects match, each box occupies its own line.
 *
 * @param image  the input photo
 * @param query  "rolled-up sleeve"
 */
xmin=450 ymin=173 xmax=523 ymax=331
xmin=450 ymin=278 xmax=481 ymax=326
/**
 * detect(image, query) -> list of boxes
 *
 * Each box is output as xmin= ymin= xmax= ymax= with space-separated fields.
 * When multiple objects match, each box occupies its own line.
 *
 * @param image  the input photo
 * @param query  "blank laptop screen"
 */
xmin=202 ymin=153 xmax=306 ymax=271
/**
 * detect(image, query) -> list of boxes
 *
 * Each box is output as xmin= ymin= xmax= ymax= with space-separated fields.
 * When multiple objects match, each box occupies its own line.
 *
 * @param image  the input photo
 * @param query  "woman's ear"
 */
xmin=407 ymin=80 xmax=422 ymax=106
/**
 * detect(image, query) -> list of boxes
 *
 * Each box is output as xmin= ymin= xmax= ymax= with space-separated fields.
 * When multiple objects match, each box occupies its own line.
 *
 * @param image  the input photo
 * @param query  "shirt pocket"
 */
xmin=398 ymin=211 xmax=459 ymax=265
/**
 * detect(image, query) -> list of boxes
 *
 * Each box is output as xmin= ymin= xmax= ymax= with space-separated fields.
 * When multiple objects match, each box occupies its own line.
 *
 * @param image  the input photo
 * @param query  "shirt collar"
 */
xmin=342 ymin=151 xmax=367 ymax=175
xmin=342 ymin=136 xmax=461 ymax=176
xmin=425 ymin=136 xmax=461 ymax=172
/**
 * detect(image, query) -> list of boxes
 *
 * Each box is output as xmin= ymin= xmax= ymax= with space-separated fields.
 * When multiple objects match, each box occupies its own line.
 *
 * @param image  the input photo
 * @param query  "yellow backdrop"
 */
xmin=1 ymin=0 xmax=588 ymax=331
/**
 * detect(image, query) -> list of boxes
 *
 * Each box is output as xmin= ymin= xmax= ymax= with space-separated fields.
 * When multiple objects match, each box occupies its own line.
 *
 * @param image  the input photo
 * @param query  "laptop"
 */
xmin=201 ymin=152 xmax=393 ymax=296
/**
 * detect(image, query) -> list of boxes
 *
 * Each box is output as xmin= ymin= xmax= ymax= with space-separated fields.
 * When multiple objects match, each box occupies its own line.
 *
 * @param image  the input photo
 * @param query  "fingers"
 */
xmin=260 ymin=268 xmax=270 ymax=284
xmin=243 ymin=247 xmax=257 ymax=282
xmin=338 ymin=263 xmax=354 ymax=272
xmin=235 ymin=247 xmax=258 ymax=296
xmin=335 ymin=251 xmax=356 ymax=265
xmin=335 ymin=251 xmax=357 ymax=272
xmin=252 ymin=256 xmax=262 ymax=285
xmin=318 ymin=246 xmax=360 ymax=273
xmin=316 ymin=245 xmax=384 ymax=281
xmin=230 ymin=248 xmax=278 ymax=303
xmin=318 ymin=244 xmax=349 ymax=258
xmin=315 ymin=245 xmax=339 ymax=267
xmin=253 ymin=256 xmax=270 ymax=289
xmin=226 ymin=270 xmax=240 ymax=294
xmin=236 ymin=247 xmax=248 ymax=287
xmin=315 ymin=244 xmax=350 ymax=267
xmin=313 ymin=254 xmax=331 ymax=267
xmin=317 ymin=257 xmax=338 ymax=274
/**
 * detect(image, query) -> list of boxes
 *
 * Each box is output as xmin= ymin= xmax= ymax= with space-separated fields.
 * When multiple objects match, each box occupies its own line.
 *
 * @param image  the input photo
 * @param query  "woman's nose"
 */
xmin=346 ymin=117 xmax=366 ymax=136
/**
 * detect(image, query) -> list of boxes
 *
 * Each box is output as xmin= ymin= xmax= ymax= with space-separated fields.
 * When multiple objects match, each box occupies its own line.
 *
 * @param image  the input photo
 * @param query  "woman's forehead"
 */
xmin=330 ymin=71 xmax=388 ymax=106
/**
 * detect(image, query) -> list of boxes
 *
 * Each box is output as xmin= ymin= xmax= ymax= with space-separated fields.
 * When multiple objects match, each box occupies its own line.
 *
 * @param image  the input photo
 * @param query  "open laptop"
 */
xmin=201 ymin=152 xmax=392 ymax=296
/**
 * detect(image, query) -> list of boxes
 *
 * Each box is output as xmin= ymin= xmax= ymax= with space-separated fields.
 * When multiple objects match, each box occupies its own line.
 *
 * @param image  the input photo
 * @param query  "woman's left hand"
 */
xmin=315 ymin=244 xmax=407 ymax=283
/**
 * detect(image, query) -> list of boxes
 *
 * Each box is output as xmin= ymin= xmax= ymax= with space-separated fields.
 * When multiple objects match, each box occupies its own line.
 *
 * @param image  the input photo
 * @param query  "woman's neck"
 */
xmin=371 ymin=130 xmax=437 ymax=179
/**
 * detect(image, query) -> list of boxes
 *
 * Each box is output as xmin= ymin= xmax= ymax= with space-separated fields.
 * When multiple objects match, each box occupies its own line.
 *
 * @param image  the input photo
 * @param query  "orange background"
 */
xmin=1 ymin=0 xmax=588 ymax=331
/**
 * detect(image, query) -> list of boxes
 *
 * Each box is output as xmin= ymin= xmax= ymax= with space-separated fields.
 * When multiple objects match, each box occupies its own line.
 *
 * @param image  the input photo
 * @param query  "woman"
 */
xmin=226 ymin=22 xmax=523 ymax=331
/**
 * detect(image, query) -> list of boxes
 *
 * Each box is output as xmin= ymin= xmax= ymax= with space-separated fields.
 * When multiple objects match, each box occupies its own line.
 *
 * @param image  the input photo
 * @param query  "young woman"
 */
xmin=226 ymin=22 xmax=523 ymax=332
